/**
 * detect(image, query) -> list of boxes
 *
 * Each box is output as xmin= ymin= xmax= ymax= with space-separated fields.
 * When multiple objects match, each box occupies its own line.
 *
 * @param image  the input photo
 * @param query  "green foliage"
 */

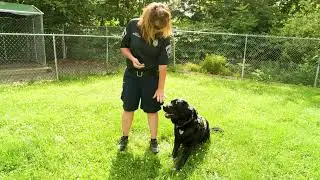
xmin=167 ymin=63 xmax=201 ymax=73
xmin=200 ymin=54 xmax=230 ymax=75
xmin=226 ymin=63 xmax=243 ymax=77
xmin=281 ymin=62 xmax=318 ymax=85
xmin=279 ymin=1 xmax=320 ymax=38
xmin=174 ymin=32 xmax=245 ymax=65
xmin=8 ymin=0 xmax=97 ymax=27
xmin=173 ymin=0 xmax=282 ymax=34
xmin=251 ymin=69 xmax=272 ymax=81
xmin=7 ymin=0 xmax=171 ymax=28
xmin=246 ymin=60 xmax=318 ymax=85
xmin=2 ymin=0 xmax=318 ymax=38
xmin=185 ymin=62 xmax=201 ymax=72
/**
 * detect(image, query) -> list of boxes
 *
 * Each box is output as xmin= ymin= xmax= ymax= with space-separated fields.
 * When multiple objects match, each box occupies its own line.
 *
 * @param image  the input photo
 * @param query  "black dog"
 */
xmin=163 ymin=98 xmax=223 ymax=170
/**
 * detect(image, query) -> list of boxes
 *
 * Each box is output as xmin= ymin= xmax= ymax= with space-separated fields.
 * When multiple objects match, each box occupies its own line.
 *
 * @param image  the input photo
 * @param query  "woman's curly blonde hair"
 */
xmin=138 ymin=2 xmax=172 ymax=45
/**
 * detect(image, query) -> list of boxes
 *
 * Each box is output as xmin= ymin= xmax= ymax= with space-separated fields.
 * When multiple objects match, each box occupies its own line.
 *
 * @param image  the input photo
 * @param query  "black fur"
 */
xmin=163 ymin=98 xmax=214 ymax=170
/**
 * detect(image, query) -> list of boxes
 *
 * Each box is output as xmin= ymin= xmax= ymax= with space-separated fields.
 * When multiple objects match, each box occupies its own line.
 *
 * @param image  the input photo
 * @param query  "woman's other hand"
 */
xmin=153 ymin=89 xmax=165 ymax=103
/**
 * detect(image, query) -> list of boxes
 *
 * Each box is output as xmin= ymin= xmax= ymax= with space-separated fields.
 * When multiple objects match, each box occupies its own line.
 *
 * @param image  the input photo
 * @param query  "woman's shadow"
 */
xmin=108 ymin=149 xmax=161 ymax=179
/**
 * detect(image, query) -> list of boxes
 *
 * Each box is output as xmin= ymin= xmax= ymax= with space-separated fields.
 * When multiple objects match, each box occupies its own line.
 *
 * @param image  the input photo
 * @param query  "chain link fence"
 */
xmin=46 ymin=34 xmax=124 ymax=77
xmin=173 ymin=30 xmax=320 ymax=87
xmin=0 ymin=9 xmax=45 ymax=65
xmin=0 ymin=28 xmax=319 ymax=87
xmin=0 ymin=33 xmax=123 ymax=83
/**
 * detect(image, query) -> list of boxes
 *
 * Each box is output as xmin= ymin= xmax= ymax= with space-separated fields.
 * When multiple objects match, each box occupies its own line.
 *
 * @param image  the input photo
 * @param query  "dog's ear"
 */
xmin=188 ymin=106 xmax=197 ymax=119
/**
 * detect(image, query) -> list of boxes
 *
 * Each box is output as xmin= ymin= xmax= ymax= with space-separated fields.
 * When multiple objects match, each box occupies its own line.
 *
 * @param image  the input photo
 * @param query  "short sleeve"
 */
xmin=120 ymin=21 xmax=132 ymax=48
xmin=158 ymin=37 xmax=171 ymax=65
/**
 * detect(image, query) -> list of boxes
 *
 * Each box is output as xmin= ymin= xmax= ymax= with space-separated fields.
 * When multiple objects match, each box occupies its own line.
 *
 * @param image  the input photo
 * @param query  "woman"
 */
xmin=119 ymin=2 xmax=172 ymax=153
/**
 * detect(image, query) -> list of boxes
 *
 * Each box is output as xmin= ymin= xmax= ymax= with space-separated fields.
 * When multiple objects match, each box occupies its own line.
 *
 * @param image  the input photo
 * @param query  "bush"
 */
xmin=200 ymin=54 xmax=230 ymax=75
xmin=251 ymin=69 xmax=272 ymax=81
xmin=167 ymin=64 xmax=184 ymax=72
xmin=185 ymin=62 xmax=201 ymax=72
xmin=246 ymin=60 xmax=318 ymax=86
xmin=226 ymin=62 xmax=243 ymax=77
xmin=280 ymin=62 xmax=317 ymax=86
xmin=167 ymin=63 xmax=201 ymax=73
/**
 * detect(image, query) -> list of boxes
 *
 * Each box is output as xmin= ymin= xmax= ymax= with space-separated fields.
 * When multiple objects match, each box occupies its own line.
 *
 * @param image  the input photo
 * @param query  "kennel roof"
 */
xmin=0 ymin=1 xmax=43 ymax=17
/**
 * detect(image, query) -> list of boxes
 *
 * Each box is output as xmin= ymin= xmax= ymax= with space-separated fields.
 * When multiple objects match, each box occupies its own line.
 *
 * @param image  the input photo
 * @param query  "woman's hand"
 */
xmin=132 ymin=58 xmax=145 ymax=69
xmin=153 ymin=88 xmax=165 ymax=103
xmin=120 ymin=48 xmax=144 ymax=69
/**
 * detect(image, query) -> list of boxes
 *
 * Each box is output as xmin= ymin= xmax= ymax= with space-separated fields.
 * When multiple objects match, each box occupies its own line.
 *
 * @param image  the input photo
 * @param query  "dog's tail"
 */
xmin=210 ymin=127 xmax=224 ymax=133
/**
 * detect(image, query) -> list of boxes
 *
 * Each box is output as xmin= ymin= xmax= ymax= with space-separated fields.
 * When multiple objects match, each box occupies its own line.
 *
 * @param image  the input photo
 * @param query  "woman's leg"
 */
xmin=122 ymin=110 xmax=134 ymax=136
xmin=147 ymin=112 xmax=158 ymax=139
xmin=119 ymin=110 xmax=134 ymax=151
xmin=148 ymin=112 xmax=159 ymax=153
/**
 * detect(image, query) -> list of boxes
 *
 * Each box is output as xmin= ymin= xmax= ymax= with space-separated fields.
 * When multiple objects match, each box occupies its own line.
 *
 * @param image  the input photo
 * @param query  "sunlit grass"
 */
xmin=0 ymin=72 xmax=319 ymax=179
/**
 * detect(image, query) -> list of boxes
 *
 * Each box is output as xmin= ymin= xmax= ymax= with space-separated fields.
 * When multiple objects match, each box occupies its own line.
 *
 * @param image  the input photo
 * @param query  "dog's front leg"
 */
xmin=172 ymin=138 xmax=181 ymax=158
xmin=175 ymin=146 xmax=192 ymax=170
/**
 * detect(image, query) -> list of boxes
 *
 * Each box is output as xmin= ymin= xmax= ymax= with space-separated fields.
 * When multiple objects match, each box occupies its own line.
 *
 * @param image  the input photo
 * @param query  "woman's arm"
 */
xmin=120 ymin=48 xmax=145 ymax=69
xmin=153 ymin=65 xmax=167 ymax=103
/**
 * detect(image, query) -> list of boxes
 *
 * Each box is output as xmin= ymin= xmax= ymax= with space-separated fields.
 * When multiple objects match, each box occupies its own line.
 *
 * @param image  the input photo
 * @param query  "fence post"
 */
xmin=53 ymin=35 xmax=59 ymax=80
xmin=106 ymin=26 xmax=109 ymax=64
xmin=32 ymin=18 xmax=38 ymax=63
xmin=314 ymin=61 xmax=320 ymax=87
xmin=62 ymin=25 xmax=66 ymax=59
xmin=241 ymin=35 xmax=248 ymax=79
xmin=172 ymin=32 xmax=176 ymax=67
xmin=1 ymin=33 xmax=8 ymax=62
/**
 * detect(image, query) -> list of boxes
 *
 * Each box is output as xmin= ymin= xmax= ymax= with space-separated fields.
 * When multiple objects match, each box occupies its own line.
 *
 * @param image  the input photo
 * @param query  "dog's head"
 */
xmin=163 ymin=98 xmax=197 ymax=126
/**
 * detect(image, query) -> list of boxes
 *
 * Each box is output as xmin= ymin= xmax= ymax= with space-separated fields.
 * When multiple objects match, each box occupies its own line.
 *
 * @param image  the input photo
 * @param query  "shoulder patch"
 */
xmin=133 ymin=32 xmax=141 ymax=38
xmin=166 ymin=45 xmax=171 ymax=57
xmin=122 ymin=28 xmax=127 ymax=38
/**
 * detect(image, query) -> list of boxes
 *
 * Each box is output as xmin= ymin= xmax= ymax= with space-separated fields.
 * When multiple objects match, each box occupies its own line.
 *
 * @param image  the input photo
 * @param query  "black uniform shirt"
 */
xmin=120 ymin=18 xmax=171 ymax=70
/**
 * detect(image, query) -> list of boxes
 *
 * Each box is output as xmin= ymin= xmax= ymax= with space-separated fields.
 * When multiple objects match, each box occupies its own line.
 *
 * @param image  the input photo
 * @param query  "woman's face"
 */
xmin=153 ymin=18 xmax=168 ymax=33
xmin=154 ymin=20 xmax=164 ymax=29
xmin=150 ymin=6 xmax=169 ymax=30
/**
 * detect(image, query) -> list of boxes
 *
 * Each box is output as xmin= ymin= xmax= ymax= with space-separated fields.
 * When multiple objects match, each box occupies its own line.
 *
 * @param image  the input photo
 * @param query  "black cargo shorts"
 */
xmin=121 ymin=68 xmax=162 ymax=113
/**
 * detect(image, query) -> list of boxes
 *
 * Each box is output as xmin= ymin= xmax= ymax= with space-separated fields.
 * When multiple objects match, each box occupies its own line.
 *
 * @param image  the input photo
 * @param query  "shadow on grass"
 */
xmin=162 ymin=141 xmax=212 ymax=179
xmin=108 ymin=149 xmax=161 ymax=179
xmin=108 ymin=142 xmax=212 ymax=179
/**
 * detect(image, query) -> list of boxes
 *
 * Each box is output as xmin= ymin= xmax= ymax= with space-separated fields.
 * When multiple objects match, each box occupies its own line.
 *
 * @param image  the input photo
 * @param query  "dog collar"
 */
xmin=175 ymin=115 xmax=195 ymax=128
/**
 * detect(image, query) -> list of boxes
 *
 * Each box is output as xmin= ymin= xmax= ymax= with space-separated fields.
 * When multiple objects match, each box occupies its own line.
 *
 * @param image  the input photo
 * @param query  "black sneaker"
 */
xmin=150 ymin=139 xmax=159 ymax=153
xmin=118 ymin=136 xmax=128 ymax=151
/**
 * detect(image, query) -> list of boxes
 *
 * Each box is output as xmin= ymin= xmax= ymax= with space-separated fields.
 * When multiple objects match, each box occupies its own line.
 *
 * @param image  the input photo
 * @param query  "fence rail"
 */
xmin=0 ymin=31 xmax=319 ymax=87
xmin=175 ymin=29 xmax=320 ymax=41
xmin=0 ymin=32 xmax=120 ymax=38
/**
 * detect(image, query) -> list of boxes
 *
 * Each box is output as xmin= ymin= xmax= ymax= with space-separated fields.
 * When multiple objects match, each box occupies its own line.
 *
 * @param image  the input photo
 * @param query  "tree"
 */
xmin=5 ymin=0 xmax=96 ymax=27
xmin=172 ymin=0 xmax=283 ymax=34
xmin=279 ymin=0 xmax=320 ymax=38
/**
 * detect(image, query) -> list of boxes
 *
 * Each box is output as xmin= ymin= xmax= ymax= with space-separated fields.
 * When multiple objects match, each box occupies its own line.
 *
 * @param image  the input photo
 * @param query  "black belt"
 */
xmin=127 ymin=68 xmax=158 ymax=77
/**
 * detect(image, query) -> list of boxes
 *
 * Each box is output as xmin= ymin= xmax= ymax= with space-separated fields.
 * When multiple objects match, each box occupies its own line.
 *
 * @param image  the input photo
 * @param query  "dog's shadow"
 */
xmin=108 ymin=149 xmax=161 ymax=179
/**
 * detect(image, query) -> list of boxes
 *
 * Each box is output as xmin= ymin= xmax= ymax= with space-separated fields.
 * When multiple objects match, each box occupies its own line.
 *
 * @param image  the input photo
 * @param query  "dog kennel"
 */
xmin=0 ymin=1 xmax=47 ymax=71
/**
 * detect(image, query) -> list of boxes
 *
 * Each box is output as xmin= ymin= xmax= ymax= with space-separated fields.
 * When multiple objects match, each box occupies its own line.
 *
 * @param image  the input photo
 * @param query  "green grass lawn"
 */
xmin=0 ymin=72 xmax=319 ymax=179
